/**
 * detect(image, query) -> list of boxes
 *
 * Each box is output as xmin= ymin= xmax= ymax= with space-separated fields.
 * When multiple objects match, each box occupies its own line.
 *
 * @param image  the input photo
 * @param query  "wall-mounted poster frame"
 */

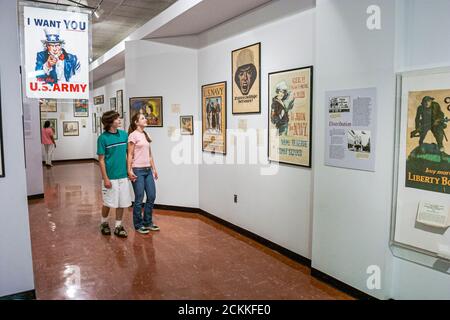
xmin=110 ymin=97 xmax=117 ymax=111
xmin=94 ymin=95 xmax=104 ymax=105
xmin=116 ymin=90 xmax=123 ymax=117
xmin=129 ymin=96 xmax=163 ymax=128
xmin=92 ymin=113 xmax=97 ymax=133
xmin=0 ymin=83 xmax=5 ymax=178
xmin=231 ymin=42 xmax=261 ymax=114
xmin=391 ymin=66 xmax=450 ymax=274
xmin=268 ymin=66 xmax=313 ymax=168
xmin=202 ymin=81 xmax=227 ymax=154
xmin=63 ymin=121 xmax=79 ymax=136
xmin=39 ymin=98 xmax=57 ymax=113
xmin=180 ymin=115 xmax=194 ymax=135
xmin=40 ymin=118 xmax=58 ymax=140
xmin=73 ymin=99 xmax=89 ymax=117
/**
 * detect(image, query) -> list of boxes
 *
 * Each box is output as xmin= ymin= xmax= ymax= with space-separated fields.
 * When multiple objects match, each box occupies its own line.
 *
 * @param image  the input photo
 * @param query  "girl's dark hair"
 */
xmin=129 ymin=113 xmax=151 ymax=143
xmin=43 ymin=120 xmax=51 ymax=128
xmin=102 ymin=111 xmax=120 ymax=131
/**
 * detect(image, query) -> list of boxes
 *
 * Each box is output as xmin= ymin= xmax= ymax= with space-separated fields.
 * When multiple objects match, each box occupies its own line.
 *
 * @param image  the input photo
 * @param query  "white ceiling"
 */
xmin=146 ymin=0 xmax=272 ymax=39
xmin=29 ymin=0 xmax=177 ymax=59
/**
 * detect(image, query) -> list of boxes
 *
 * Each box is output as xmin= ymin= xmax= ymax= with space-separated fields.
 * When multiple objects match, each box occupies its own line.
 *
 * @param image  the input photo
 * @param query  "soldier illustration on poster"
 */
xmin=268 ymin=67 xmax=313 ymax=167
xmin=202 ymin=82 xmax=226 ymax=154
xmin=405 ymin=89 xmax=450 ymax=194
xmin=232 ymin=43 xmax=260 ymax=114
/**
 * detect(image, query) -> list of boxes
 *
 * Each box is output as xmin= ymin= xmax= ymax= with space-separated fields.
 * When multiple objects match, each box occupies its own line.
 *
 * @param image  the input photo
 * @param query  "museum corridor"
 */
xmin=26 ymin=161 xmax=351 ymax=300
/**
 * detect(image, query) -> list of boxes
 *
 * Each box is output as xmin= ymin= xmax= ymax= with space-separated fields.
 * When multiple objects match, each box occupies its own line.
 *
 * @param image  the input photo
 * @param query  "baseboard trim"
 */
xmin=154 ymin=204 xmax=201 ymax=213
xmin=27 ymin=193 xmax=44 ymax=200
xmin=42 ymin=158 xmax=97 ymax=165
xmin=310 ymin=268 xmax=376 ymax=300
xmin=0 ymin=289 xmax=36 ymax=300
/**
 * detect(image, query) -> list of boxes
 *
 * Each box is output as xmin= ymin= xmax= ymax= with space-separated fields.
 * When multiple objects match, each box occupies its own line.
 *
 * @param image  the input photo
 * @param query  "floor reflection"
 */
xmin=27 ymin=161 xmax=351 ymax=300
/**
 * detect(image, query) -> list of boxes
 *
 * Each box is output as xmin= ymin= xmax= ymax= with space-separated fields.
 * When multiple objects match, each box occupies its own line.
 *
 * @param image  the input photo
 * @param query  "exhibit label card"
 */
xmin=405 ymin=89 xmax=450 ymax=194
xmin=24 ymin=7 xmax=89 ymax=99
xmin=325 ymin=88 xmax=377 ymax=172
xmin=416 ymin=201 xmax=450 ymax=228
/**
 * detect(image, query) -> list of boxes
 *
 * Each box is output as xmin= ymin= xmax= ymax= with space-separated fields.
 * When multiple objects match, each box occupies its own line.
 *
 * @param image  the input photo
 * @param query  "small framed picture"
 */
xmin=110 ymin=97 xmax=117 ymax=111
xmin=40 ymin=118 xmax=58 ymax=140
xmin=92 ymin=113 xmax=97 ymax=133
xmin=94 ymin=95 xmax=104 ymax=105
xmin=74 ymin=99 xmax=89 ymax=117
xmin=39 ymin=99 xmax=57 ymax=112
xmin=63 ymin=121 xmax=79 ymax=136
xmin=180 ymin=115 xmax=194 ymax=135
xmin=116 ymin=90 xmax=123 ymax=117
xmin=129 ymin=96 xmax=163 ymax=127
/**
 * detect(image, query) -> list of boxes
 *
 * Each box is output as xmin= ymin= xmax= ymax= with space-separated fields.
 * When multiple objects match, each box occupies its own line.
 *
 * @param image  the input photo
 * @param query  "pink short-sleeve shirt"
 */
xmin=128 ymin=130 xmax=151 ymax=168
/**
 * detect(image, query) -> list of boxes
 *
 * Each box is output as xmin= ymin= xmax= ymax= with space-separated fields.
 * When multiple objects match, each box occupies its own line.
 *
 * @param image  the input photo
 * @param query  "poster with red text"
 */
xmin=24 ymin=7 xmax=89 ymax=99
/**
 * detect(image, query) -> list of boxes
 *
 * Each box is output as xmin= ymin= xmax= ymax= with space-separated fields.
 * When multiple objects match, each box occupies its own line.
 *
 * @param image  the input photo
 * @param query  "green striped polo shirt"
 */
xmin=97 ymin=129 xmax=128 ymax=180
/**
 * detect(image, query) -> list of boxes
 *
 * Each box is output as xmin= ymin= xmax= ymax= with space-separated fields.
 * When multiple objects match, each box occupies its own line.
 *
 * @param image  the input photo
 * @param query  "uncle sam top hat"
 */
xmin=42 ymin=28 xmax=65 ymax=44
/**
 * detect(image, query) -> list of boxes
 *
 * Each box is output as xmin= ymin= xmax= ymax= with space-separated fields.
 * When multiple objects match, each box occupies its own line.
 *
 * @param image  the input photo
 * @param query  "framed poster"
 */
xmin=110 ymin=97 xmax=117 ymax=111
xmin=0 ymin=89 xmax=4 ymax=178
xmin=180 ymin=115 xmax=194 ymax=135
xmin=116 ymin=90 xmax=123 ymax=117
xmin=94 ymin=95 xmax=104 ymax=105
xmin=97 ymin=115 xmax=102 ymax=134
xmin=92 ymin=113 xmax=97 ymax=133
xmin=73 ymin=99 xmax=89 ymax=117
xmin=23 ymin=7 xmax=89 ymax=99
xmin=39 ymin=98 xmax=57 ymax=112
xmin=268 ymin=66 xmax=313 ymax=167
xmin=63 ymin=121 xmax=79 ymax=136
xmin=202 ymin=82 xmax=226 ymax=154
xmin=232 ymin=42 xmax=261 ymax=114
xmin=40 ymin=118 xmax=58 ymax=140
xmin=129 ymin=96 xmax=163 ymax=127
xmin=392 ymin=68 xmax=450 ymax=265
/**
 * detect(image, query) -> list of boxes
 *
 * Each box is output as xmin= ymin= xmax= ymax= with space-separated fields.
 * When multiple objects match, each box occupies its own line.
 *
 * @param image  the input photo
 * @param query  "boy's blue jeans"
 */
xmin=131 ymin=167 xmax=156 ymax=230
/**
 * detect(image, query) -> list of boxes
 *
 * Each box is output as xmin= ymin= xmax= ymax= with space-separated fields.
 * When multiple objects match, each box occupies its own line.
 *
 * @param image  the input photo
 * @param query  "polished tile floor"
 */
xmin=27 ymin=161 xmax=351 ymax=300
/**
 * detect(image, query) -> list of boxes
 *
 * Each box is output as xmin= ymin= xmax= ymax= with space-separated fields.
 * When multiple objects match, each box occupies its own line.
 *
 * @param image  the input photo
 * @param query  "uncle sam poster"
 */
xmin=24 ymin=7 xmax=89 ymax=99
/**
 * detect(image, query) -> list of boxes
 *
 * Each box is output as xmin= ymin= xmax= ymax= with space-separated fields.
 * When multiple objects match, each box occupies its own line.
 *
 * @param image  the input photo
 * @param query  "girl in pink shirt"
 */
xmin=127 ymin=113 xmax=159 ymax=234
xmin=42 ymin=120 xmax=56 ymax=167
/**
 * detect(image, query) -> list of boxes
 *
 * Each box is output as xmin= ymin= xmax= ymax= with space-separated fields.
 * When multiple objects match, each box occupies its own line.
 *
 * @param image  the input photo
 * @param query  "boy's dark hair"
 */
xmin=102 ymin=111 xmax=120 ymax=132
xmin=43 ymin=120 xmax=51 ymax=128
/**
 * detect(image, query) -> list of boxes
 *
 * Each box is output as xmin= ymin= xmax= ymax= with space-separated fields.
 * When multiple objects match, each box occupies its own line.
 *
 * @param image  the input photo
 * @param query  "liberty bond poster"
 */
xmin=24 ymin=7 xmax=89 ymax=99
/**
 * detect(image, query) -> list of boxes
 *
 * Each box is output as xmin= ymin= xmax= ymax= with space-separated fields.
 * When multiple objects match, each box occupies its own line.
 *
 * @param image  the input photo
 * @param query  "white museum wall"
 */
xmin=24 ymin=99 xmax=44 ymax=196
xmin=40 ymin=99 xmax=95 ymax=161
xmin=0 ymin=0 xmax=35 ymax=297
xmin=91 ymin=69 xmax=126 ymax=160
xmin=312 ymin=0 xmax=395 ymax=299
xmin=390 ymin=0 xmax=450 ymax=300
xmin=198 ymin=1 xmax=315 ymax=258
xmin=125 ymin=40 xmax=199 ymax=208
xmin=396 ymin=0 xmax=450 ymax=72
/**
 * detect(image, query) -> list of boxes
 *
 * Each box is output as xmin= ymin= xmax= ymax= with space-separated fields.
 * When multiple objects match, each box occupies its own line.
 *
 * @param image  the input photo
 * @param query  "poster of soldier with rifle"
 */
xmin=406 ymin=89 xmax=450 ymax=194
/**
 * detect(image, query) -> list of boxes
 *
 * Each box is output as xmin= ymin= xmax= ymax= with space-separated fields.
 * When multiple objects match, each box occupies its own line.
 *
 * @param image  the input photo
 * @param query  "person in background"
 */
xmin=42 ymin=120 xmax=56 ymax=167
xmin=127 ymin=113 xmax=159 ymax=235
xmin=97 ymin=111 xmax=131 ymax=238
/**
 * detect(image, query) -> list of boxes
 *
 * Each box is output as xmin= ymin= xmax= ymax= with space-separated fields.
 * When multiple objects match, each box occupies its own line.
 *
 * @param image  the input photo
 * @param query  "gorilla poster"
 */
xmin=405 ymin=89 xmax=450 ymax=194
xmin=232 ymin=43 xmax=261 ymax=114
xmin=268 ymin=67 xmax=313 ymax=167
xmin=24 ymin=6 xmax=89 ymax=99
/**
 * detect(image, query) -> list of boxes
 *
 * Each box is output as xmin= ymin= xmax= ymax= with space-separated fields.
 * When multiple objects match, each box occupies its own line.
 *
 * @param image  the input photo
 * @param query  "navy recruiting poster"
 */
xmin=24 ymin=7 xmax=89 ymax=99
